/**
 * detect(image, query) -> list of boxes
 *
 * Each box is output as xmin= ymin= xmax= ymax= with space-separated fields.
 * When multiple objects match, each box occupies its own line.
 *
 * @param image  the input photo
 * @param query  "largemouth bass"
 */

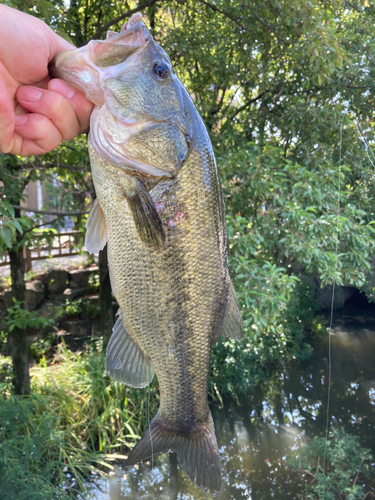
xmin=51 ymin=14 xmax=243 ymax=495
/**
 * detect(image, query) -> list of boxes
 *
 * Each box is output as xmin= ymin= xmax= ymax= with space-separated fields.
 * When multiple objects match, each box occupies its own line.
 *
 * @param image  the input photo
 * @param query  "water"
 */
xmin=83 ymin=301 xmax=375 ymax=499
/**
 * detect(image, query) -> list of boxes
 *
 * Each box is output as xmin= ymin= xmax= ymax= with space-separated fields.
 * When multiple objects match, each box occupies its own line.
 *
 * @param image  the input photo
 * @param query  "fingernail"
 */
xmin=50 ymin=79 xmax=75 ymax=99
xmin=21 ymin=88 xmax=43 ymax=102
xmin=15 ymin=114 xmax=28 ymax=126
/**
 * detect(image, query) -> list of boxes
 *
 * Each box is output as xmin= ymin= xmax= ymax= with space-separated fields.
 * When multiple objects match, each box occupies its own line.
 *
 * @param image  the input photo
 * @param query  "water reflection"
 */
xmin=83 ymin=305 xmax=375 ymax=499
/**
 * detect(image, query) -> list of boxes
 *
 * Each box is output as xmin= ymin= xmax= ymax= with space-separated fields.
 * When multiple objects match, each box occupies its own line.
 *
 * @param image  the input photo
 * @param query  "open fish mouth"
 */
xmin=105 ymin=12 xmax=149 ymax=43
xmin=85 ymin=17 xmax=151 ymax=68
xmin=49 ymin=17 xmax=151 ymax=101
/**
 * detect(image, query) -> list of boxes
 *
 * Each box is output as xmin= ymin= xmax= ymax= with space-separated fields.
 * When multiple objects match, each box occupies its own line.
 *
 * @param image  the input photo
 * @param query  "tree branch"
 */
xmin=344 ymin=0 xmax=361 ymax=12
xmin=363 ymin=492 xmax=375 ymax=499
xmin=195 ymin=0 xmax=255 ymax=34
xmin=210 ymin=86 xmax=227 ymax=117
xmin=23 ymin=218 xmax=60 ymax=234
xmin=245 ymin=4 xmax=288 ymax=44
xmin=40 ymin=163 xmax=87 ymax=172
xmin=222 ymin=76 xmax=371 ymax=126
xmin=230 ymin=90 xmax=268 ymax=119
xmin=11 ymin=205 xmax=90 ymax=216
xmin=9 ymin=162 xmax=87 ymax=173
xmin=88 ymin=0 xmax=161 ymax=41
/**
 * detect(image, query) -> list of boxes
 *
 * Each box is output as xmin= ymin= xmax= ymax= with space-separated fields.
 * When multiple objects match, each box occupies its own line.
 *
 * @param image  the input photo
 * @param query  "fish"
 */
xmin=50 ymin=13 xmax=243 ymax=495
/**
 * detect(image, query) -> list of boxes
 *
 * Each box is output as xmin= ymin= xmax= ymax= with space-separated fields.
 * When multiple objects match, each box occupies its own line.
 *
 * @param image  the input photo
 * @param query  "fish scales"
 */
xmin=50 ymin=13 xmax=243 ymax=495
xmin=91 ymin=131 xmax=226 ymax=425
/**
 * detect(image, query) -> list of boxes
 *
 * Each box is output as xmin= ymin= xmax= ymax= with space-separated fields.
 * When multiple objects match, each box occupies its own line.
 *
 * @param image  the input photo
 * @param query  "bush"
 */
xmin=6 ymin=299 xmax=55 ymax=333
xmin=0 ymin=340 xmax=159 ymax=499
xmin=209 ymin=215 xmax=325 ymax=398
xmin=287 ymin=428 xmax=375 ymax=500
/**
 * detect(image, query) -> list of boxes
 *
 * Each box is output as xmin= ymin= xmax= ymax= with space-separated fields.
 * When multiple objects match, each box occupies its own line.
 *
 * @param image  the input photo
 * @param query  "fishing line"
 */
xmin=147 ymin=383 xmax=155 ymax=500
xmin=148 ymin=384 xmax=154 ymax=469
xmin=353 ymin=113 xmax=375 ymax=169
xmin=321 ymin=112 xmax=374 ymax=498
xmin=322 ymin=116 xmax=343 ymax=497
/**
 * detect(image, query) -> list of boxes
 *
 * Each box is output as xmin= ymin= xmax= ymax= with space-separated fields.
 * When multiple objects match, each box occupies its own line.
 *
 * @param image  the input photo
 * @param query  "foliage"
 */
xmin=64 ymin=298 xmax=100 ymax=319
xmin=65 ymin=298 xmax=83 ymax=318
xmin=24 ymin=269 xmax=37 ymax=282
xmin=28 ymin=332 xmax=57 ymax=363
xmin=287 ymin=428 xmax=375 ymax=500
xmin=0 ymin=354 xmax=13 ymax=395
xmin=87 ymin=272 xmax=100 ymax=293
xmin=23 ymin=227 xmax=58 ymax=250
xmin=82 ymin=299 xmax=100 ymax=319
xmin=6 ymin=299 xmax=55 ymax=333
xmin=1 ymin=275 xmax=12 ymax=289
xmin=210 ymin=273 xmax=323 ymax=397
xmin=221 ymin=143 xmax=375 ymax=290
xmin=0 ymin=199 xmax=30 ymax=258
xmin=0 ymin=340 xmax=159 ymax=499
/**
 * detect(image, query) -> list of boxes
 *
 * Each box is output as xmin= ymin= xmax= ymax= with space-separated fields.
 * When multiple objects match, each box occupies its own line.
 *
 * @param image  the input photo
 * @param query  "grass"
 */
xmin=0 ymin=339 xmax=159 ymax=499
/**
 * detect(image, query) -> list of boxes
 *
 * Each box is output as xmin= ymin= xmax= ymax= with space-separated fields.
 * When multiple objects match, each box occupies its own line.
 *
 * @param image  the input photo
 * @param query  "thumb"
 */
xmin=51 ymin=31 xmax=77 ymax=56
xmin=0 ymin=74 xmax=15 ymax=154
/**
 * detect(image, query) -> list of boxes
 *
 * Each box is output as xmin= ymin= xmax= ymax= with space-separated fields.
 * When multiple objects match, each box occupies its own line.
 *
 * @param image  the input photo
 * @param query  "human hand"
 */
xmin=0 ymin=5 xmax=93 ymax=156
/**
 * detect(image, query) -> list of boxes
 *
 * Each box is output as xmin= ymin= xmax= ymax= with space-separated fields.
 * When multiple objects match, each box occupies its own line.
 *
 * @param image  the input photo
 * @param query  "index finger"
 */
xmin=48 ymin=78 xmax=93 ymax=133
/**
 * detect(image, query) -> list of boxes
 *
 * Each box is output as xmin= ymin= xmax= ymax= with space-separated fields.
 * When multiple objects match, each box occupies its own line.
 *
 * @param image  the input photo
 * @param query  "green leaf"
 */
xmin=0 ymin=226 xmax=13 ymax=248
xmin=11 ymin=219 xmax=23 ymax=235
xmin=1 ymin=201 xmax=15 ymax=217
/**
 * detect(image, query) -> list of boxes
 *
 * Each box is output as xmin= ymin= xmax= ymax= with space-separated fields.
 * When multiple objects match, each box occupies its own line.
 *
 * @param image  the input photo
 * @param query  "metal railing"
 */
xmin=0 ymin=231 xmax=85 ymax=272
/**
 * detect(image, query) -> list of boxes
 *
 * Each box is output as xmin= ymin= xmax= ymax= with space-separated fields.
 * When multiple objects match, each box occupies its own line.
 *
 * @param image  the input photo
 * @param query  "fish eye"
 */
xmin=152 ymin=63 xmax=171 ymax=80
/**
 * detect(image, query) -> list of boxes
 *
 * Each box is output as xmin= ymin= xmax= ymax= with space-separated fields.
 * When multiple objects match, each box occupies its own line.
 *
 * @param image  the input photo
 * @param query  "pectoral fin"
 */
xmin=220 ymin=280 xmax=243 ymax=340
xmin=85 ymin=199 xmax=108 ymax=254
xmin=126 ymin=182 xmax=166 ymax=250
xmin=106 ymin=310 xmax=155 ymax=388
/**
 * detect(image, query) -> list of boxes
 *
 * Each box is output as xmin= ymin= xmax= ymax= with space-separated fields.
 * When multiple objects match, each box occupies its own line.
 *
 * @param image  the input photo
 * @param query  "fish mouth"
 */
xmin=102 ymin=18 xmax=150 ymax=46
xmin=88 ymin=21 xmax=151 ymax=68
xmin=49 ymin=18 xmax=151 ymax=96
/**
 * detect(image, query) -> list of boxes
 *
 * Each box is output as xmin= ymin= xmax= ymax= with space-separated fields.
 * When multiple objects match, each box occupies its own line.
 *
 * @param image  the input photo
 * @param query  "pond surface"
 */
xmin=83 ymin=301 xmax=375 ymax=499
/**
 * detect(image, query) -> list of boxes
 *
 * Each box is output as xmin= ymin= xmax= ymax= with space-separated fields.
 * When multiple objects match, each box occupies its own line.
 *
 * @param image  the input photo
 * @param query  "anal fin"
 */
xmin=85 ymin=199 xmax=108 ymax=254
xmin=125 ymin=410 xmax=221 ymax=496
xmin=126 ymin=182 xmax=166 ymax=250
xmin=105 ymin=310 xmax=155 ymax=388
xmin=221 ymin=279 xmax=243 ymax=340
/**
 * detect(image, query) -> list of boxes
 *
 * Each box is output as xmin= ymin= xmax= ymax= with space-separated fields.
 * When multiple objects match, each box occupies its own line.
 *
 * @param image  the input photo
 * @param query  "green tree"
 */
xmin=0 ymin=148 xmax=92 ymax=394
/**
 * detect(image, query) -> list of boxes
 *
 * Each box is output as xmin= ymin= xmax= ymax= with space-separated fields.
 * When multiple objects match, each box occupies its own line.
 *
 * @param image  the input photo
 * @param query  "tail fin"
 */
xmin=125 ymin=411 xmax=221 ymax=496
